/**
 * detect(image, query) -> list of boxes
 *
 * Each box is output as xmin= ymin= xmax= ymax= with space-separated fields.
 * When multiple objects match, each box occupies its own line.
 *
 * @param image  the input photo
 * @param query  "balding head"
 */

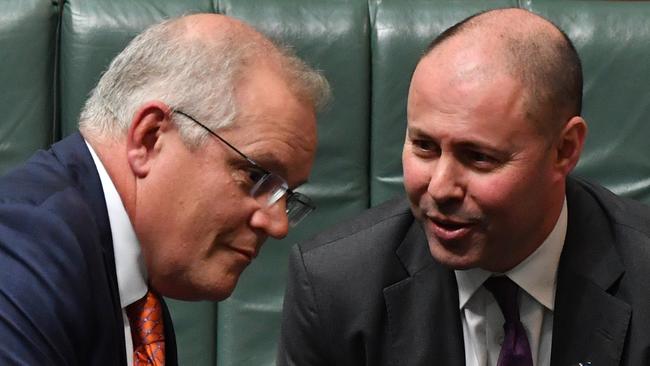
xmin=422 ymin=8 xmax=582 ymax=138
xmin=176 ymin=14 xmax=279 ymax=59
xmin=79 ymin=13 xmax=329 ymax=147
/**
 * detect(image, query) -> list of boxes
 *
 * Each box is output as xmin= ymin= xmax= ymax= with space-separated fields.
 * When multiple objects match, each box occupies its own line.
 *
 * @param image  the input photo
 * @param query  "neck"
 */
xmin=85 ymin=133 xmax=137 ymax=223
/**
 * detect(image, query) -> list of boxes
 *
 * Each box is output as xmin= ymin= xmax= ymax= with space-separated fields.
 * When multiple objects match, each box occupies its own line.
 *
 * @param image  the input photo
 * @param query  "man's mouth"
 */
xmin=230 ymin=246 xmax=257 ymax=263
xmin=426 ymin=215 xmax=477 ymax=241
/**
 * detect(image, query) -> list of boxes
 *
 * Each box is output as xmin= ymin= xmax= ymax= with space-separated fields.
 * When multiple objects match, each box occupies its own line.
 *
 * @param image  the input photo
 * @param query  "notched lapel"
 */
xmin=551 ymin=271 xmax=630 ymax=366
xmin=552 ymin=179 xmax=631 ymax=366
xmin=53 ymin=134 xmax=127 ymax=364
xmin=383 ymin=223 xmax=465 ymax=366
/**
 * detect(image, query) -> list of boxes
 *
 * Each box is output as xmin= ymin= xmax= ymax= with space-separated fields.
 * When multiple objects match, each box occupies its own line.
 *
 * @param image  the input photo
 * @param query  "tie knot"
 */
xmin=126 ymin=291 xmax=165 ymax=347
xmin=484 ymin=276 xmax=520 ymax=323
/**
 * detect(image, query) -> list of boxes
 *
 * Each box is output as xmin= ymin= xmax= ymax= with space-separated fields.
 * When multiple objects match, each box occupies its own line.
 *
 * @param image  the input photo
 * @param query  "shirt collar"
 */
xmin=86 ymin=141 xmax=148 ymax=308
xmin=455 ymin=198 xmax=568 ymax=311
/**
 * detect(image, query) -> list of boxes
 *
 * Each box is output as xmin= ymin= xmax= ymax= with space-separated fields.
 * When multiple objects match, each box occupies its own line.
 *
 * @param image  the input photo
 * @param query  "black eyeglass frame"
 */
xmin=173 ymin=110 xmax=315 ymax=227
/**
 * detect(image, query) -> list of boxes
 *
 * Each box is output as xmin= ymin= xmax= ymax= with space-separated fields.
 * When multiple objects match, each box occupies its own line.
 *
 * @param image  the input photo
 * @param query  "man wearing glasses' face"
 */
xmin=127 ymin=48 xmax=325 ymax=303
xmin=0 ymin=14 xmax=329 ymax=364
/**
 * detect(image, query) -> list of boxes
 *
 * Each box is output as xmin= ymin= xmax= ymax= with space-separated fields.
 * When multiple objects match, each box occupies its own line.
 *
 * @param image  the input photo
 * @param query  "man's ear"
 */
xmin=126 ymin=101 xmax=173 ymax=178
xmin=554 ymin=116 xmax=587 ymax=176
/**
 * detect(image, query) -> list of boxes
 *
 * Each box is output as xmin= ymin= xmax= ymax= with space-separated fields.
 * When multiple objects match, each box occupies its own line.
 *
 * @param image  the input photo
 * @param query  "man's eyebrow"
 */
xmin=407 ymin=126 xmax=508 ymax=153
xmin=406 ymin=126 xmax=431 ymax=138
xmin=250 ymin=152 xmax=289 ymax=180
xmin=261 ymin=156 xmax=310 ymax=189
xmin=456 ymin=140 xmax=505 ymax=153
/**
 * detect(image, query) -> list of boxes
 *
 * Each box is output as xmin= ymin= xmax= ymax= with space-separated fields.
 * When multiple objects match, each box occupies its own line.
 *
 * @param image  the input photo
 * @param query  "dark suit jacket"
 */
xmin=278 ymin=177 xmax=650 ymax=366
xmin=0 ymin=133 xmax=177 ymax=365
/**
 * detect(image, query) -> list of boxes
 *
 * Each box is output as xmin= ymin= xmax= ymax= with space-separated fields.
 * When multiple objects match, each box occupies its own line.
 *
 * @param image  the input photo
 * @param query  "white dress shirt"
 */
xmin=455 ymin=199 xmax=567 ymax=366
xmin=87 ymin=141 xmax=148 ymax=366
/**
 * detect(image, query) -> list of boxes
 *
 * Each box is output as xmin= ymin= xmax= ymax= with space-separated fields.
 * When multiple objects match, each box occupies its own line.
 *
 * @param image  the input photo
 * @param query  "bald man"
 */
xmin=278 ymin=8 xmax=650 ymax=366
xmin=0 ymin=14 xmax=329 ymax=365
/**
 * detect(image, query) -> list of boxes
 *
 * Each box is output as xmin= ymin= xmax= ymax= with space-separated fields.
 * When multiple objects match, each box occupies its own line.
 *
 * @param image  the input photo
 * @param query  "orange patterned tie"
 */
xmin=126 ymin=291 xmax=165 ymax=365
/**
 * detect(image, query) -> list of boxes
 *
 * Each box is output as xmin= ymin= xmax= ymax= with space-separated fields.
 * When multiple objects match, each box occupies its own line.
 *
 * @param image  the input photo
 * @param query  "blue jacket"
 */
xmin=0 ymin=133 xmax=177 ymax=365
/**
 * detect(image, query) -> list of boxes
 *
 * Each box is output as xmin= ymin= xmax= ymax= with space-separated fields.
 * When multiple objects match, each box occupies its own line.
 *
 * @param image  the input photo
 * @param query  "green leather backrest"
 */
xmin=535 ymin=1 xmax=650 ymax=203
xmin=0 ymin=0 xmax=57 ymax=175
xmin=1 ymin=1 xmax=649 ymax=365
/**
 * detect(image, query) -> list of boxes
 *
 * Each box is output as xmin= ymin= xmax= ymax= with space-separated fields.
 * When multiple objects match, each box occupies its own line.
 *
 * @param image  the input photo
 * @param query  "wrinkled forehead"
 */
xmin=413 ymin=43 xmax=553 ymax=132
xmin=410 ymin=44 xmax=509 ymax=105
xmin=226 ymin=64 xmax=318 ymax=184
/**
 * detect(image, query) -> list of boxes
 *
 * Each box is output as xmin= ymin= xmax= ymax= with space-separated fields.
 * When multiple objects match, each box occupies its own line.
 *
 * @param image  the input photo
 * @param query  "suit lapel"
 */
xmin=551 ymin=179 xmax=631 ymax=366
xmin=384 ymin=222 xmax=465 ymax=366
xmin=52 ymin=133 xmax=127 ymax=365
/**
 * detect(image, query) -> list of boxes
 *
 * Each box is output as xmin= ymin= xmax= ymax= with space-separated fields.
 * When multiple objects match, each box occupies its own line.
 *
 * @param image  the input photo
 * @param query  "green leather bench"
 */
xmin=1 ymin=0 xmax=649 ymax=364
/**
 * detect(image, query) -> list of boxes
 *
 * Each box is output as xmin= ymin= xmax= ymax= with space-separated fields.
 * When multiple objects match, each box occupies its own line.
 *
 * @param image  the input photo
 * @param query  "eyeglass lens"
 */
xmin=251 ymin=173 xmax=288 ymax=206
xmin=286 ymin=194 xmax=314 ymax=227
xmin=174 ymin=110 xmax=316 ymax=226
xmin=250 ymin=174 xmax=314 ymax=227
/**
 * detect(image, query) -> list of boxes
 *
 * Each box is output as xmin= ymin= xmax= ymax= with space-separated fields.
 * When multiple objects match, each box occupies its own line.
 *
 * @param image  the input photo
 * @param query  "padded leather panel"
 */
xmin=369 ymin=0 xmax=517 ymax=206
xmin=528 ymin=1 xmax=650 ymax=204
xmin=216 ymin=0 xmax=371 ymax=364
xmin=0 ymin=0 xmax=57 ymax=174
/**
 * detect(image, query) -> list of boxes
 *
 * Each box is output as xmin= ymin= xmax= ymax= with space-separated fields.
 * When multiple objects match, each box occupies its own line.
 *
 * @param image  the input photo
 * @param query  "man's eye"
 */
xmin=412 ymin=139 xmax=439 ymax=154
xmin=246 ymin=167 xmax=267 ymax=184
xmin=465 ymin=151 xmax=500 ymax=170
xmin=470 ymin=151 xmax=491 ymax=162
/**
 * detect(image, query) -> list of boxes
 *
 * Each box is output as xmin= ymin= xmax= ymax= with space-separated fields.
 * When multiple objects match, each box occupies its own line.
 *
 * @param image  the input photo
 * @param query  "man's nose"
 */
xmin=426 ymin=155 xmax=464 ymax=203
xmin=249 ymin=199 xmax=290 ymax=239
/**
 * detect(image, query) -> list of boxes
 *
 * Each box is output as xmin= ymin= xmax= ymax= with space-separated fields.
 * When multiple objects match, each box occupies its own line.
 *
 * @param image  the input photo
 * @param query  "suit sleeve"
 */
xmin=0 ymin=201 xmax=92 ymax=365
xmin=277 ymin=244 xmax=330 ymax=366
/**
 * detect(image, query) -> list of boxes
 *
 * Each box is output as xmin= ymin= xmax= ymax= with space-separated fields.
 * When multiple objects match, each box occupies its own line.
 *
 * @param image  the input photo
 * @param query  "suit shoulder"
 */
xmin=0 ymin=198 xmax=109 ymax=363
xmin=0 ymin=160 xmax=105 ymax=287
xmin=287 ymin=198 xmax=415 ymax=320
xmin=0 ymin=191 xmax=101 ymax=267
xmin=300 ymin=197 xmax=414 ymax=253
xmin=0 ymin=149 xmax=71 ymax=205
xmin=573 ymin=177 xmax=650 ymax=238
xmin=296 ymin=198 xmax=415 ymax=284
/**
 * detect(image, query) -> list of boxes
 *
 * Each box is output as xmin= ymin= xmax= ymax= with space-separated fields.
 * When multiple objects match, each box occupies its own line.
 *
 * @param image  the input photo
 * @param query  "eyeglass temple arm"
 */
xmin=173 ymin=110 xmax=260 ymax=168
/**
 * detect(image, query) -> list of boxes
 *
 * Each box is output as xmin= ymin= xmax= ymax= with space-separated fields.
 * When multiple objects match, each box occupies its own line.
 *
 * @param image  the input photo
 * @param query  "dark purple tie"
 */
xmin=484 ymin=276 xmax=533 ymax=366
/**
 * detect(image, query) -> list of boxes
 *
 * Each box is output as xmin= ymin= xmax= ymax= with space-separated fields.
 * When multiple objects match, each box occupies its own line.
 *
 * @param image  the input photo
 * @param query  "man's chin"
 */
xmin=430 ymin=255 xmax=480 ymax=270
xmin=151 ymin=272 xmax=242 ymax=302
xmin=203 ymin=289 xmax=234 ymax=302
xmin=203 ymin=277 xmax=241 ymax=302
xmin=426 ymin=235 xmax=482 ymax=270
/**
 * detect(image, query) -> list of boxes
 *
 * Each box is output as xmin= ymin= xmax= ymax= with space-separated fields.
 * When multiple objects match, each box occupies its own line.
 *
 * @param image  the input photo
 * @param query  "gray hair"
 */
xmin=79 ymin=16 xmax=330 ymax=147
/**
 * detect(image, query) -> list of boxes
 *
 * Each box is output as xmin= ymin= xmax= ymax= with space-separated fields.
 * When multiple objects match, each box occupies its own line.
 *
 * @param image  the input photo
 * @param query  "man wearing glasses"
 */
xmin=0 ymin=13 xmax=329 ymax=365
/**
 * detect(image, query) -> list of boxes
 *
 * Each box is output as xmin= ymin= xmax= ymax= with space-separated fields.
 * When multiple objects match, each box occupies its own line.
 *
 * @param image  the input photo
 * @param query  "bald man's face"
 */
xmin=402 ymin=48 xmax=566 ymax=272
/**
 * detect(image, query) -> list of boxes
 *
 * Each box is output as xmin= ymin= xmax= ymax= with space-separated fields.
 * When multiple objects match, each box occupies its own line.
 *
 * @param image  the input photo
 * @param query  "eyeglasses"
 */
xmin=173 ymin=110 xmax=315 ymax=227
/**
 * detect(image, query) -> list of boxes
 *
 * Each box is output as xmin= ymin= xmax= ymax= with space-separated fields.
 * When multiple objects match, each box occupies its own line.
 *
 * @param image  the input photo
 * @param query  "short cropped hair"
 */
xmin=79 ymin=17 xmax=330 ymax=148
xmin=424 ymin=8 xmax=583 ymax=135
